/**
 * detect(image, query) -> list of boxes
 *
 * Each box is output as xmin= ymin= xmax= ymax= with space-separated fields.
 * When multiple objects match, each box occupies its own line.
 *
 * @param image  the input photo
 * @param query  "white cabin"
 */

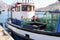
xmin=11 ymin=1 xmax=35 ymax=20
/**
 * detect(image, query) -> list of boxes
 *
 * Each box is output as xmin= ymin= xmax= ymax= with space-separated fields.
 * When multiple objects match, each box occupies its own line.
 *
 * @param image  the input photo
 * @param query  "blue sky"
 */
xmin=2 ymin=0 xmax=58 ymax=8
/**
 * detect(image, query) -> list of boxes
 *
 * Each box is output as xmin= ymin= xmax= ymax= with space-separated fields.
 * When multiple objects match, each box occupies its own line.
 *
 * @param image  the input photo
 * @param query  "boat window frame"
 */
xmin=21 ymin=5 xmax=34 ymax=12
xmin=15 ymin=6 xmax=20 ymax=12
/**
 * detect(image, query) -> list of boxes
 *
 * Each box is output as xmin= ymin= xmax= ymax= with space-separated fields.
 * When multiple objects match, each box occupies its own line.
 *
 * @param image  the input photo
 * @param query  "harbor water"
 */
xmin=0 ymin=11 xmax=23 ymax=40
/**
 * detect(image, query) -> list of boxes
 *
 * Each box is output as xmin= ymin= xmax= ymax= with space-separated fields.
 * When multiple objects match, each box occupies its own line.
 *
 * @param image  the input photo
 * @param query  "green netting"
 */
xmin=37 ymin=13 xmax=59 ymax=32
xmin=21 ymin=13 xmax=59 ymax=32
xmin=21 ymin=18 xmax=30 ymax=24
xmin=37 ymin=18 xmax=47 ymax=23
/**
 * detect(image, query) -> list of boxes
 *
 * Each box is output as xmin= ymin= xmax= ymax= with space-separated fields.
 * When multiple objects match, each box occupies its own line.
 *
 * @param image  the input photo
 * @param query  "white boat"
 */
xmin=6 ymin=0 xmax=60 ymax=40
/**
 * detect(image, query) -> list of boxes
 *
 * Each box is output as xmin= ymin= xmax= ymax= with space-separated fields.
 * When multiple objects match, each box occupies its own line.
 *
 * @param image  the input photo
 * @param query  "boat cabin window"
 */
xmin=15 ymin=6 xmax=20 ymax=11
xmin=22 ymin=5 xmax=33 ymax=11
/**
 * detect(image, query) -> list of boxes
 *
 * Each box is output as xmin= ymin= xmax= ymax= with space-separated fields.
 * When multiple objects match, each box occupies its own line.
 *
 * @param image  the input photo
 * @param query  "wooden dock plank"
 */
xmin=0 ymin=25 xmax=14 ymax=40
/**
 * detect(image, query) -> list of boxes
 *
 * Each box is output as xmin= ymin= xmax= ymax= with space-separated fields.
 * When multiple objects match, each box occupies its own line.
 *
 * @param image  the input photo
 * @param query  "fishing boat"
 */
xmin=6 ymin=0 xmax=60 ymax=40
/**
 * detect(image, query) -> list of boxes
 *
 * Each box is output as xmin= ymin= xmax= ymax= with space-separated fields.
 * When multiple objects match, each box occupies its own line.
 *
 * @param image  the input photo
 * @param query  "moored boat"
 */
xmin=6 ymin=0 xmax=60 ymax=40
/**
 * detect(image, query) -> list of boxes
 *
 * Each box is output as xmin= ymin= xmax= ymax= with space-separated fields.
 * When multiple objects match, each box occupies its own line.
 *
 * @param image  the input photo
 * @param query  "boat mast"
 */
xmin=17 ymin=0 xmax=18 ymax=2
xmin=28 ymin=0 xmax=29 ymax=3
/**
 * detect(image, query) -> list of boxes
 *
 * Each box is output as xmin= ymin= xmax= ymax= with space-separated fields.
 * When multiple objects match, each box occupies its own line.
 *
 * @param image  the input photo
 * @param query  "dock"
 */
xmin=0 ymin=25 xmax=14 ymax=40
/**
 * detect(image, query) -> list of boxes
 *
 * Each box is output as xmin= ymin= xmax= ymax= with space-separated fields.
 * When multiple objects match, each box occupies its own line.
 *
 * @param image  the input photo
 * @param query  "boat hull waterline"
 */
xmin=7 ymin=23 xmax=60 ymax=40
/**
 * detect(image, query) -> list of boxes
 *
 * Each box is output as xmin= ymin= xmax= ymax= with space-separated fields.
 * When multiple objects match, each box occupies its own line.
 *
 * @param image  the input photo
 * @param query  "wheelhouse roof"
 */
xmin=15 ymin=2 xmax=34 ymax=5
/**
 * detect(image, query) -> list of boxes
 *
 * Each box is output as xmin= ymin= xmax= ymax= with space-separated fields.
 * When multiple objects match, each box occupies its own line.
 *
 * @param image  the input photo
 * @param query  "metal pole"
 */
xmin=11 ymin=7 xmax=12 ymax=19
xmin=8 ymin=8 xmax=9 ymax=19
xmin=25 ymin=0 xmax=27 ymax=3
xmin=3 ymin=23 xmax=6 ymax=29
xmin=17 ymin=0 xmax=18 ymax=2
xmin=46 ymin=12 xmax=47 ymax=23
xmin=22 ymin=0 xmax=24 ymax=2
xmin=28 ymin=0 xmax=29 ymax=3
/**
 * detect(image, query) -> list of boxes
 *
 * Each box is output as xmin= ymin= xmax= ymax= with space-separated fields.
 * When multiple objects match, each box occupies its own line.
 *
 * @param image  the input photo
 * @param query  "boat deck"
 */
xmin=0 ymin=25 xmax=14 ymax=40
